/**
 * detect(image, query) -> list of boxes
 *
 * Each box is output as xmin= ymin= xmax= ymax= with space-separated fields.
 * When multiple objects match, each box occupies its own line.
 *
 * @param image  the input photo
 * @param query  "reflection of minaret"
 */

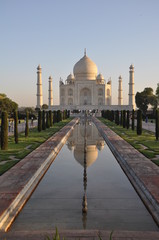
xmin=36 ymin=65 xmax=43 ymax=109
xmin=48 ymin=76 xmax=53 ymax=107
xmin=129 ymin=64 xmax=135 ymax=108
xmin=82 ymin=112 xmax=88 ymax=229
xmin=118 ymin=75 xmax=123 ymax=105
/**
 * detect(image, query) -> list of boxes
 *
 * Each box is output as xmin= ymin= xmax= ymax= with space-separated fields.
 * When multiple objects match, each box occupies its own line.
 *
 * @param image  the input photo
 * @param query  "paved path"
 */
xmin=134 ymin=120 xmax=155 ymax=133
xmin=8 ymin=120 xmax=38 ymax=136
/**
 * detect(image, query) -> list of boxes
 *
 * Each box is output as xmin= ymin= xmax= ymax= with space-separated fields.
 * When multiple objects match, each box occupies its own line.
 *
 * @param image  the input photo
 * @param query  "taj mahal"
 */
xmin=36 ymin=51 xmax=135 ymax=111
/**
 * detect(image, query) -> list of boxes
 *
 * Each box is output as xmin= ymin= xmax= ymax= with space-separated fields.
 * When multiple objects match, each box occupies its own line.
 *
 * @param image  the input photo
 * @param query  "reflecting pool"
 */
xmin=10 ymin=119 xmax=158 ymax=231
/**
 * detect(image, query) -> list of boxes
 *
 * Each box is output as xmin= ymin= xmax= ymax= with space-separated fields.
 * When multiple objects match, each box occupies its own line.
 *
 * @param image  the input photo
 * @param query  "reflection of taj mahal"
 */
xmin=36 ymin=51 xmax=135 ymax=111
xmin=67 ymin=120 xmax=105 ymax=167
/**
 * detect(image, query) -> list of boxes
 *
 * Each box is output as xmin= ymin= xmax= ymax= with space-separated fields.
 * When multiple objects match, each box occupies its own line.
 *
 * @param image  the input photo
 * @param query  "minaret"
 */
xmin=48 ymin=76 xmax=53 ymax=107
xmin=118 ymin=75 xmax=123 ymax=105
xmin=36 ymin=65 xmax=43 ymax=109
xmin=129 ymin=64 xmax=135 ymax=108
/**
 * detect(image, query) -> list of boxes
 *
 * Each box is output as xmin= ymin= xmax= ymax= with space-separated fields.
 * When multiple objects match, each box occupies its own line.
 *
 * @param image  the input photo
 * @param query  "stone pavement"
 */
xmin=134 ymin=120 xmax=155 ymax=133
xmin=0 ymin=118 xmax=79 ymax=232
xmin=93 ymin=117 xmax=159 ymax=226
xmin=8 ymin=120 xmax=38 ymax=136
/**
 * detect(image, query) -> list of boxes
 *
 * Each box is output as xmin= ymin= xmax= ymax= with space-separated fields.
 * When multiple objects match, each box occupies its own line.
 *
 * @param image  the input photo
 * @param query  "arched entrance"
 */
xmin=80 ymin=88 xmax=91 ymax=105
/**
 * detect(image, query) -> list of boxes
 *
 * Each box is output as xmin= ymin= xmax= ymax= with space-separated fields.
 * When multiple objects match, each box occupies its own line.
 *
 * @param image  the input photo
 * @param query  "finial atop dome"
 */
xmin=84 ymin=48 xmax=86 ymax=56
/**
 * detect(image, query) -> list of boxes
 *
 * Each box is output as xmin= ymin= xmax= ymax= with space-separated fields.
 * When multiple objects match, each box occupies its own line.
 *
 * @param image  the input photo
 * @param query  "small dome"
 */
xmin=67 ymin=73 xmax=74 ymax=81
xmin=73 ymin=54 xmax=98 ymax=80
xmin=97 ymin=73 xmax=104 ymax=80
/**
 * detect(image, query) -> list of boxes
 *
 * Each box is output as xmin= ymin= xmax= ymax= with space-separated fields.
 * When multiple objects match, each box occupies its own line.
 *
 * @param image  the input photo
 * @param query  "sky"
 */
xmin=0 ymin=0 xmax=159 ymax=107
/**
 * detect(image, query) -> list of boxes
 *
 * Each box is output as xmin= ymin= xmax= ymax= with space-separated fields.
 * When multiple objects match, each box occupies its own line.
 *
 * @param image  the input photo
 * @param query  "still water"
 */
xmin=10 ymin=119 xmax=158 ymax=231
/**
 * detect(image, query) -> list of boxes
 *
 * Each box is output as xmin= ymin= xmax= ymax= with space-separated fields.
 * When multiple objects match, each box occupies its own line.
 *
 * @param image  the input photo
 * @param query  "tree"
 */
xmin=135 ymin=87 xmax=157 ymax=117
xmin=156 ymin=83 xmax=159 ymax=105
xmin=126 ymin=110 xmax=130 ymax=129
xmin=132 ymin=109 xmax=135 ymax=131
xmin=42 ymin=110 xmax=46 ymax=130
xmin=38 ymin=110 xmax=42 ymax=132
xmin=123 ymin=110 xmax=126 ymax=128
xmin=25 ymin=111 xmax=29 ymax=137
xmin=49 ymin=110 xmax=53 ymax=127
xmin=0 ymin=96 xmax=18 ymax=114
xmin=120 ymin=110 xmax=123 ymax=126
xmin=156 ymin=109 xmax=159 ymax=141
xmin=42 ymin=104 xmax=48 ymax=110
xmin=57 ymin=110 xmax=62 ymax=122
xmin=14 ymin=110 xmax=18 ymax=143
xmin=1 ymin=111 xmax=8 ymax=150
xmin=137 ymin=110 xmax=142 ymax=135
xmin=46 ymin=112 xmax=50 ymax=128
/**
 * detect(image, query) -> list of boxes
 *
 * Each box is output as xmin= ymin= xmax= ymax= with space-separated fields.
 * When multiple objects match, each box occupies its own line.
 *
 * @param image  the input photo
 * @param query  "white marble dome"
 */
xmin=67 ymin=73 xmax=74 ymax=81
xmin=73 ymin=54 xmax=98 ymax=80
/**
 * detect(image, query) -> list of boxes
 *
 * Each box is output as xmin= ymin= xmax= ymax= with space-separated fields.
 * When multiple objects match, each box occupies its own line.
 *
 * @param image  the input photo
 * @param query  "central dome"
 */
xmin=73 ymin=54 xmax=98 ymax=80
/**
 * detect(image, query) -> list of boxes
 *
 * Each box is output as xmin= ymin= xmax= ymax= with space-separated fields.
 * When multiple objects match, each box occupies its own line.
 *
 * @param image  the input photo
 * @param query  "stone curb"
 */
xmin=0 ymin=118 xmax=79 ymax=232
xmin=92 ymin=117 xmax=159 ymax=227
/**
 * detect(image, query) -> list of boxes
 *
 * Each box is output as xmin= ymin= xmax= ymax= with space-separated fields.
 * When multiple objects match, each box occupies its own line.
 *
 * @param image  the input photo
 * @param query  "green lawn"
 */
xmin=99 ymin=118 xmax=159 ymax=166
xmin=0 ymin=119 xmax=72 ymax=175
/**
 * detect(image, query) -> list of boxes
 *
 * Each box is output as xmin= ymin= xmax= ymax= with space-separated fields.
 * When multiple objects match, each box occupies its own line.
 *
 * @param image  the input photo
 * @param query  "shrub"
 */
xmin=25 ymin=111 xmax=29 ymax=137
xmin=123 ymin=110 xmax=126 ymax=128
xmin=38 ymin=110 xmax=42 ymax=132
xmin=137 ymin=109 xmax=142 ymax=135
xmin=132 ymin=109 xmax=135 ymax=131
xmin=126 ymin=110 xmax=130 ymax=129
xmin=155 ymin=109 xmax=159 ymax=140
xmin=14 ymin=110 xmax=18 ymax=143
xmin=1 ymin=111 xmax=8 ymax=150
xmin=42 ymin=110 xmax=46 ymax=130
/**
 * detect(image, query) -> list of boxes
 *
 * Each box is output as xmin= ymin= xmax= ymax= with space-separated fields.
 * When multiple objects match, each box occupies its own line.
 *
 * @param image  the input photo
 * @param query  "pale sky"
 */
xmin=0 ymin=0 xmax=159 ymax=107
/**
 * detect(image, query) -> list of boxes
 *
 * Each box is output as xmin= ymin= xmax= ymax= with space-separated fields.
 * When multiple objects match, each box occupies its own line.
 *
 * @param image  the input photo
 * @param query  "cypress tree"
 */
xmin=46 ymin=112 xmax=50 ymax=128
xmin=115 ymin=111 xmax=117 ymax=124
xmin=57 ymin=110 xmax=62 ymax=122
xmin=38 ymin=110 xmax=42 ymax=132
xmin=14 ymin=110 xmax=18 ymax=143
xmin=123 ymin=110 xmax=126 ymax=128
xmin=120 ymin=110 xmax=123 ymax=126
xmin=111 ymin=110 xmax=114 ymax=122
xmin=116 ymin=110 xmax=119 ymax=125
xmin=53 ymin=111 xmax=57 ymax=123
xmin=132 ymin=109 xmax=135 ymax=131
xmin=42 ymin=110 xmax=46 ymax=130
xmin=126 ymin=110 xmax=130 ymax=129
xmin=137 ymin=110 xmax=142 ymax=135
xmin=49 ymin=110 xmax=53 ymax=127
xmin=155 ymin=109 xmax=159 ymax=140
xmin=25 ymin=111 xmax=29 ymax=137
xmin=1 ymin=111 xmax=8 ymax=150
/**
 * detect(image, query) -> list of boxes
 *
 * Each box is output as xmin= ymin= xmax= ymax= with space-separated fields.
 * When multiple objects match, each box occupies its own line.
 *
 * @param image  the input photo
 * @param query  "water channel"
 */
xmin=10 ymin=118 xmax=158 ymax=231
